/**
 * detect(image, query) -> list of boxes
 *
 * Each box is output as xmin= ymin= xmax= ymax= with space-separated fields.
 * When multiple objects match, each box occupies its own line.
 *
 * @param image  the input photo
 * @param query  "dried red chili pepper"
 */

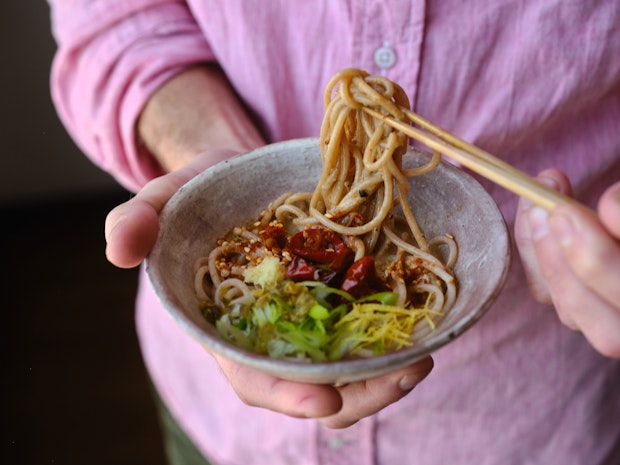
xmin=286 ymin=255 xmax=339 ymax=285
xmin=340 ymin=256 xmax=386 ymax=299
xmin=288 ymin=227 xmax=354 ymax=272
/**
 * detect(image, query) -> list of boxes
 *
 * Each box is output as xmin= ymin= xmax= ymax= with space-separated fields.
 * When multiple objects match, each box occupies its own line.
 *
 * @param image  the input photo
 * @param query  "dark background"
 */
xmin=2 ymin=2 xmax=168 ymax=464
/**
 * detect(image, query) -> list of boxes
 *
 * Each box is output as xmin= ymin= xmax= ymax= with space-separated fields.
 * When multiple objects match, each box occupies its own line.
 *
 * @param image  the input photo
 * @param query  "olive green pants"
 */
xmin=154 ymin=387 xmax=213 ymax=465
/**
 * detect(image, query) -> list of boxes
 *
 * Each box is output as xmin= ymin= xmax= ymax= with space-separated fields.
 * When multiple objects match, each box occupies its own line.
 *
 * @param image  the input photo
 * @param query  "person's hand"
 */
xmin=215 ymin=353 xmax=433 ymax=428
xmin=105 ymin=149 xmax=238 ymax=268
xmin=104 ymin=150 xmax=433 ymax=428
xmin=515 ymin=169 xmax=620 ymax=358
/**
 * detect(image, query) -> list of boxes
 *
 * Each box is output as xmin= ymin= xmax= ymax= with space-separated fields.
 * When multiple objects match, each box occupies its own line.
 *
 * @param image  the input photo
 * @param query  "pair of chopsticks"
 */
xmin=363 ymin=106 xmax=586 ymax=212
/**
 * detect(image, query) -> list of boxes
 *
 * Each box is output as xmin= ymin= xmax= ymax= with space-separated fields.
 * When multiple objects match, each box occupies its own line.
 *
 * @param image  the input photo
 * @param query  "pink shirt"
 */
xmin=49 ymin=1 xmax=620 ymax=464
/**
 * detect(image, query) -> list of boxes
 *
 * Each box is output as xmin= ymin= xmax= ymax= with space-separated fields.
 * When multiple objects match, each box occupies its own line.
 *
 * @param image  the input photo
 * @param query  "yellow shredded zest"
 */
xmin=335 ymin=297 xmax=442 ymax=353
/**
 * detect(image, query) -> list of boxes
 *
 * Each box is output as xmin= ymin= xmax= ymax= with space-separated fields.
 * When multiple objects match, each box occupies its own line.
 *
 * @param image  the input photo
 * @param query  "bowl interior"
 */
xmin=146 ymin=138 xmax=511 ymax=384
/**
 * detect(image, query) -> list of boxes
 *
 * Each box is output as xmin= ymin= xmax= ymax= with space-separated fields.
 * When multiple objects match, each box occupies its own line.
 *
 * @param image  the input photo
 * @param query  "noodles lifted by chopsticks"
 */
xmin=311 ymin=68 xmax=456 ymax=309
xmin=195 ymin=68 xmax=458 ymax=361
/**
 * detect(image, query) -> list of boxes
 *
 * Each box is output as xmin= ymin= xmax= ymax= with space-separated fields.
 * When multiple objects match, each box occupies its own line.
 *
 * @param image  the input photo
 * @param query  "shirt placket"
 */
xmin=310 ymin=2 xmax=429 ymax=464
xmin=352 ymin=0 xmax=427 ymax=110
xmin=314 ymin=418 xmax=376 ymax=465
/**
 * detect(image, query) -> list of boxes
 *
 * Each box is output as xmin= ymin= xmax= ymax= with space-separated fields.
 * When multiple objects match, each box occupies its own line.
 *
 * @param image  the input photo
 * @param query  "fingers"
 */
xmin=515 ymin=170 xmax=620 ymax=358
xmin=105 ymin=149 xmax=238 ymax=268
xmin=531 ymin=208 xmax=620 ymax=356
xmin=545 ymin=204 xmax=620 ymax=357
xmin=319 ymin=356 xmax=434 ymax=429
xmin=213 ymin=353 xmax=343 ymax=418
xmin=214 ymin=354 xmax=433 ymax=427
xmin=549 ymin=202 xmax=620 ymax=309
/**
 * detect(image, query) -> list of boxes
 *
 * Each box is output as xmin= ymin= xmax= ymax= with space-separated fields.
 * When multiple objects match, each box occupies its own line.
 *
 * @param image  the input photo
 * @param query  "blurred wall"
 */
xmin=0 ymin=1 xmax=124 ymax=208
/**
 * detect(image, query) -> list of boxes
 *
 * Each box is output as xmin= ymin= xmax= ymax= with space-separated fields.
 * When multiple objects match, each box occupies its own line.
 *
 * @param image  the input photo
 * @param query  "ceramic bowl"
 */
xmin=146 ymin=138 xmax=511 ymax=384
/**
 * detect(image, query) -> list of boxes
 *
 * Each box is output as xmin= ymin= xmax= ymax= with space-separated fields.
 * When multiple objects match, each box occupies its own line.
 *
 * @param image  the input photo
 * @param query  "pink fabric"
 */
xmin=48 ymin=1 xmax=620 ymax=464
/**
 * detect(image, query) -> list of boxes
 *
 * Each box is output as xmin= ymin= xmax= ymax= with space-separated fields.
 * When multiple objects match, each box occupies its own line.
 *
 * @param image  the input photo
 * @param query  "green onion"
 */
xmin=309 ymin=303 xmax=330 ymax=320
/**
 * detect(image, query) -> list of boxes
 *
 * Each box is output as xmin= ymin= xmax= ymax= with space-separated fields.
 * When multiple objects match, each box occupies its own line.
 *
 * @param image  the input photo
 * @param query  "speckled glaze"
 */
xmin=146 ymin=138 xmax=511 ymax=384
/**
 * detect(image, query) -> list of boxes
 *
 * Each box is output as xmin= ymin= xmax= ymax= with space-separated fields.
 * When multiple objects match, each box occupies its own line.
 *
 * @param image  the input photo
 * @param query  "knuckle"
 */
xmin=570 ymin=247 xmax=603 ymax=280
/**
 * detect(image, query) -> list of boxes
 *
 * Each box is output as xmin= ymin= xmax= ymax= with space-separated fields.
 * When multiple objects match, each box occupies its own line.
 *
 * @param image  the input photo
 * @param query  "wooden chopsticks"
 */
xmin=363 ymin=106 xmax=586 ymax=212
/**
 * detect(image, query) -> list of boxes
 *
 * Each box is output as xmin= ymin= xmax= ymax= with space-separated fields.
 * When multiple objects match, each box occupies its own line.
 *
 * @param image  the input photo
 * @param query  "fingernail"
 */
xmin=520 ymin=196 xmax=533 ymax=212
xmin=549 ymin=212 xmax=574 ymax=247
xmin=298 ymin=398 xmax=318 ymax=417
xmin=529 ymin=206 xmax=549 ymax=241
xmin=399 ymin=375 xmax=418 ymax=391
xmin=521 ymin=176 xmax=559 ymax=212
xmin=538 ymin=174 xmax=561 ymax=191
xmin=105 ymin=214 xmax=127 ymax=242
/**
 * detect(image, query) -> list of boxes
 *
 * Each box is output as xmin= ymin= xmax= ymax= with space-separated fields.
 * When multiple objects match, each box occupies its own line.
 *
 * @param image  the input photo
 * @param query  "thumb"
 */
xmin=105 ymin=149 xmax=239 ymax=268
xmin=319 ymin=356 xmax=434 ymax=429
xmin=514 ymin=168 xmax=573 ymax=303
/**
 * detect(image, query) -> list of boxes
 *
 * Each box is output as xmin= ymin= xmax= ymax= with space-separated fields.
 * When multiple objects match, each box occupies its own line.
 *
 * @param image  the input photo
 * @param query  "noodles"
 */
xmin=195 ymin=68 xmax=458 ymax=361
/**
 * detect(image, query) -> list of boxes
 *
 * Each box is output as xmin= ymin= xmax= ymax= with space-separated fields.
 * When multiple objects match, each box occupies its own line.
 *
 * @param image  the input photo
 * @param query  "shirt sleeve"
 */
xmin=48 ymin=0 xmax=216 ymax=192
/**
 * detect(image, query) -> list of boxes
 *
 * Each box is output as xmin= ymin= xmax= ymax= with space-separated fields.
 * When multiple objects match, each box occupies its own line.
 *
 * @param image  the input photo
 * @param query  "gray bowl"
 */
xmin=146 ymin=138 xmax=511 ymax=384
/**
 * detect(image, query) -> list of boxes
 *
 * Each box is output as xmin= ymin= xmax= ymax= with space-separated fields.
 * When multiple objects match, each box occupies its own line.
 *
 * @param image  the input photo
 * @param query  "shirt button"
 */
xmin=327 ymin=437 xmax=347 ymax=450
xmin=374 ymin=42 xmax=396 ymax=70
